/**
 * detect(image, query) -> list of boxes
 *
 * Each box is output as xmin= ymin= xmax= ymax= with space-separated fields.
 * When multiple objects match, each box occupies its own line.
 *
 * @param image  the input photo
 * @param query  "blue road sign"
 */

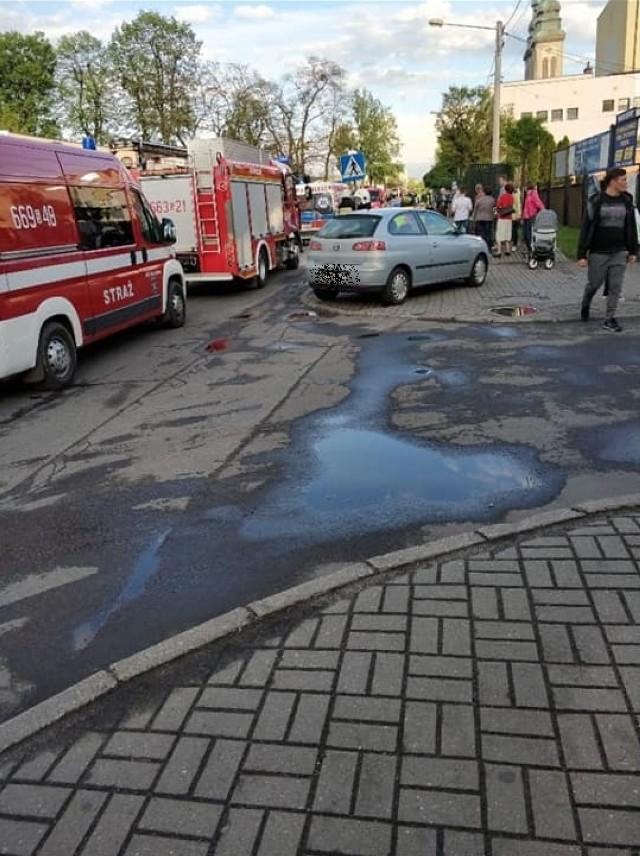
xmin=340 ymin=152 xmax=366 ymax=182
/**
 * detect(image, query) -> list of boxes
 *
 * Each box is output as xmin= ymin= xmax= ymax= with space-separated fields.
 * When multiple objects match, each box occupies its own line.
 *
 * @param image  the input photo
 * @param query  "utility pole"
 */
xmin=492 ymin=21 xmax=504 ymax=165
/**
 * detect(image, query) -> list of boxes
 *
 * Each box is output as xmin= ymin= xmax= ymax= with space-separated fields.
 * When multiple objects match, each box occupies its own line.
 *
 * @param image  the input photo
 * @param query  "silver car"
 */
xmin=307 ymin=208 xmax=489 ymax=305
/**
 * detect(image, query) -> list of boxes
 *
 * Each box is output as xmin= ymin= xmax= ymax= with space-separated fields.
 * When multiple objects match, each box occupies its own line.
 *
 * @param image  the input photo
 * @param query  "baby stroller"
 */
xmin=527 ymin=208 xmax=557 ymax=270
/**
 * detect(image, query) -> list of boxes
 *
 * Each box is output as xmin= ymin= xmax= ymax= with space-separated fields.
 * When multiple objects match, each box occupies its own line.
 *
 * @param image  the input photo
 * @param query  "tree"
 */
xmin=109 ymin=11 xmax=201 ymax=144
xmin=504 ymin=116 xmax=555 ymax=186
xmin=432 ymin=86 xmax=492 ymax=181
xmin=0 ymin=31 xmax=57 ymax=135
xmin=55 ymin=32 xmax=114 ymax=144
xmin=259 ymin=57 xmax=347 ymax=175
xmin=192 ymin=62 xmax=270 ymax=146
xmin=351 ymin=89 xmax=402 ymax=184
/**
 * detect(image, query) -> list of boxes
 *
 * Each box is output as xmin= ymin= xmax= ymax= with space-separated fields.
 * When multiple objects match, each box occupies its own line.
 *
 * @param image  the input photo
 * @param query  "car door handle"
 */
xmin=130 ymin=251 xmax=138 ymax=265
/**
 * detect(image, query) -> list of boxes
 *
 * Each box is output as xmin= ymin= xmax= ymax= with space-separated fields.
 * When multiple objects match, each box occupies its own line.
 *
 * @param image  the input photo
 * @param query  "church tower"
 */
xmin=523 ymin=0 xmax=566 ymax=80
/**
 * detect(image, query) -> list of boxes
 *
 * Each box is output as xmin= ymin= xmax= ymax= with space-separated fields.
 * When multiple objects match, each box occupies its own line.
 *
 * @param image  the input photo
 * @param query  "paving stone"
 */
xmin=579 ymin=807 xmax=640 ymax=846
xmin=557 ymin=714 xmax=604 ymax=770
xmin=257 ymin=811 xmax=305 ymax=856
xmin=124 ymin=833 xmax=209 ymax=856
xmin=529 ymin=768 xmax=576 ymax=839
xmin=337 ymin=651 xmax=372 ymax=694
xmin=78 ymin=793 xmax=144 ymax=855
xmin=333 ymin=695 xmax=401 ymax=723
xmin=104 ymin=731 xmax=175 ymax=760
xmin=478 ymin=661 xmax=511 ymax=706
xmin=239 ymin=650 xmax=278 ymax=685
xmin=244 ymin=743 xmax=317 ymax=775
xmin=213 ymin=807 xmax=263 ymax=856
xmin=480 ymin=707 xmax=554 ymax=736
xmin=284 ymin=618 xmax=318 ymax=647
xmin=313 ymin=749 xmax=358 ymax=812
xmin=524 ymin=560 xmax=554 ymax=587
xmin=252 ymin=691 xmax=296 ymax=740
xmin=474 ymin=620 xmax=535 ymax=640
xmin=327 ymin=721 xmax=397 ymax=752
xmin=37 ymin=790 xmax=106 ymax=855
xmin=596 ymin=714 xmax=640 ymax=770
xmin=442 ymin=618 xmax=471 ymax=656
xmin=198 ymin=687 xmax=263 ymax=710
xmin=492 ymin=841 xmax=581 ymax=856
xmin=314 ymin=614 xmax=348 ymax=648
xmin=355 ymin=753 xmax=396 ymax=818
xmin=413 ymin=599 xmax=469 ymax=617
xmin=573 ymin=626 xmax=611 ymax=664
xmin=86 ymin=759 xmax=160 ymax=791
xmin=410 ymin=655 xmax=472 ymax=678
xmin=398 ymin=788 xmax=481 ymax=828
xmin=12 ymin=749 xmax=60 ymax=782
xmin=475 ymin=640 xmax=539 ymax=661
xmin=47 ymin=732 xmax=105 ymax=784
xmin=150 ymin=687 xmax=199 ymax=731
xmin=0 ymin=818 xmax=47 ymax=856
xmin=410 ymin=618 xmax=439 ymax=653
xmin=371 ymin=652 xmax=405 ymax=695
xmin=279 ymin=649 xmax=341 ymax=669
xmin=501 ymin=588 xmax=532 ymax=620
xmin=571 ymin=536 xmax=602 ymax=559
xmin=207 ymin=660 xmax=243 ymax=685
xmin=232 ymin=773 xmax=310 ymax=808
xmin=307 ymin=816 xmax=392 ymax=856
xmin=414 ymin=585 xmax=468 ymax=600
xmin=482 ymin=734 xmax=560 ymax=767
xmin=591 ymin=592 xmax=629 ymax=624
xmin=272 ymin=669 xmax=335 ymax=691
xmin=403 ymin=702 xmax=436 ymax=754
xmin=154 ymin=736 xmax=209 ymax=795
xmin=194 ymin=739 xmax=244 ymax=800
xmin=551 ymin=560 xmax=583 ymax=588
xmin=618 ymin=666 xmax=640 ymax=709
xmin=471 ymin=587 xmax=499 ymax=619
xmin=347 ymin=631 xmax=406 ymax=652
xmin=548 ymin=665 xmax=618 ymax=687
xmin=0 ymin=783 xmax=71 ymax=818
xmin=470 ymin=573 xmax=523 ymax=587
xmin=571 ymin=771 xmax=640 ymax=806
xmin=485 ymin=763 xmax=528 ymax=832
xmin=443 ymin=830 xmax=485 ymax=856
xmin=439 ymin=561 xmax=466 ymax=584
xmin=396 ymin=825 xmax=437 ymax=856
xmin=606 ymin=626 xmax=640 ymax=643
xmin=533 ymin=589 xmax=590 ymax=605
xmin=441 ymin=703 xmax=476 ymax=757
xmin=185 ymin=710 xmax=253 ymax=738
xmin=513 ymin=663 xmax=549 ymax=707
xmin=382 ymin=584 xmax=411 ymax=611
xmin=553 ymin=687 xmax=627 ymax=712
xmin=351 ymin=614 xmax=407 ymax=632
xmin=138 ymin=795 xmax=221 ymax=838
xmin=407 ymin=676 xmax=472 ymax=703
xmin=536 ymin=605 xmax=596 ymax=623
xmin=401 ymin=756 xmax=479 ymax=790
xmin=287 ymin=693 xmax=331 ymax=743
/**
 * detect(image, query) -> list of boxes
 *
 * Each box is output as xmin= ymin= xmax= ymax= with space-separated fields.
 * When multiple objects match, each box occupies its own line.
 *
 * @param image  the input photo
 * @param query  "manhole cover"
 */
xmin=490 ymin=306 xmax=537 ymax=318
xmin=287 ymin=310 xmax=318 ymax=322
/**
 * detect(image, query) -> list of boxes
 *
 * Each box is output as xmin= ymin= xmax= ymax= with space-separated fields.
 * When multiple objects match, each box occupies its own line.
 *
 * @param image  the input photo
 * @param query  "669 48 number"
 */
xmin=10 ymin=204 xmax=57 ymax=230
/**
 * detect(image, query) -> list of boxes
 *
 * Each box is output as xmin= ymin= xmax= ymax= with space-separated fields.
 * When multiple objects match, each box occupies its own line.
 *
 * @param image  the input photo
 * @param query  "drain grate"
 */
xmin=490 ymin=306 xmax=537 ymax=318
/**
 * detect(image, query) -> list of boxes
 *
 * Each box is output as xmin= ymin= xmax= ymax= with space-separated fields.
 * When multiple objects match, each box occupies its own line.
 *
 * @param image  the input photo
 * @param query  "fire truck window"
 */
xmin=132 ymin=189 xmax=162 ymax=244
xmin=70 ymin=186 xmax=133 ymax=250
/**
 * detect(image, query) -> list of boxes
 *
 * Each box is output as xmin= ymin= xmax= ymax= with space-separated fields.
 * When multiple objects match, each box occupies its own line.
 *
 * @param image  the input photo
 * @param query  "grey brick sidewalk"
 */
xmin=2 ymin=512 xmax=640 ymax=854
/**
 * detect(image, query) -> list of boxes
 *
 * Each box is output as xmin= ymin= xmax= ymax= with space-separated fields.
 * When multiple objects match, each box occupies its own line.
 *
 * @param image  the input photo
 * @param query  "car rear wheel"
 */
xmin=33 ymin=321 xmax=77 ymax=390
xmin=382 ymin=267 xmax=411 ymax=305
xmin=256 ymin=249 xmax=268 ymax=288
xmin=467 ymin=254 xmax=488 ymax=287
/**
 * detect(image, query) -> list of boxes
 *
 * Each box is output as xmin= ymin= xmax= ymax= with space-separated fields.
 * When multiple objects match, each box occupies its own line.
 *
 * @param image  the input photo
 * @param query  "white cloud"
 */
xmin=234 ymin=4 xmax=275 ymax=20
xmin=173 ymin=4 xmax=219 ymax=24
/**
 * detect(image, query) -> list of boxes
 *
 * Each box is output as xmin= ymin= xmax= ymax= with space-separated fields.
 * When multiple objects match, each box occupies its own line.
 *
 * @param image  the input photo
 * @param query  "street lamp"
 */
xmin=429 ymin=17 xmax=505 ymax=165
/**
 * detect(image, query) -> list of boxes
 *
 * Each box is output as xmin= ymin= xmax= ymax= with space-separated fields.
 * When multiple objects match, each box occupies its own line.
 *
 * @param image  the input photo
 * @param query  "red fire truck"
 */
xmin=137 ymin=139 xmax=302 ymax=288
xmin=0 ymin=133 xmax=186 ymax=390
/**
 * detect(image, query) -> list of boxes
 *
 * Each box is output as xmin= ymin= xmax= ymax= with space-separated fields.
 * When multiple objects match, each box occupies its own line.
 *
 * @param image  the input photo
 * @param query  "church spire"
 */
xmin=524 ymin=0 xmax=566 ymax=80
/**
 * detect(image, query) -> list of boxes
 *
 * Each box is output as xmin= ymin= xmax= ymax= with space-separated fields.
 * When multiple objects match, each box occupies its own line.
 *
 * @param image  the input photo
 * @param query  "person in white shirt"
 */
xmin=450 ymin=187 xmax=473 ymax=232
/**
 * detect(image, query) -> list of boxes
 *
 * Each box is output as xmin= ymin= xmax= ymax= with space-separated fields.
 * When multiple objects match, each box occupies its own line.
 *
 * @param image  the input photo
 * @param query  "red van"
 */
xmin=0 ymin=133 xmax=186 ymax=390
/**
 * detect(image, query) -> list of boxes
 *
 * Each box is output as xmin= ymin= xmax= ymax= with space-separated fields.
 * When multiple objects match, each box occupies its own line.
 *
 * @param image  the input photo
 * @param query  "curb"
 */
xmin=2 ymin=493 xmax=640 ymax=755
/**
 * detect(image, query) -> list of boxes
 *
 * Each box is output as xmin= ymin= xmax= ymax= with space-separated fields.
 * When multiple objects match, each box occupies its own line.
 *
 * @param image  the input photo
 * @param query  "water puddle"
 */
xmin=491 ymin=306 xmax=537 ymax=318
xmin=584 ymin=420 xmax=640 ymax=465
xmin=71 ymin=529 xmax=171 ymax=651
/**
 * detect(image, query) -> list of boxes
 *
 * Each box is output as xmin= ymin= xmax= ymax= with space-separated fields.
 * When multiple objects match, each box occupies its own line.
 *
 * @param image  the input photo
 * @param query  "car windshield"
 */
xmin=369 ymin=189 xmax=382 ymax=201
xmin=317 ymin=215 xmax=379 ymax=239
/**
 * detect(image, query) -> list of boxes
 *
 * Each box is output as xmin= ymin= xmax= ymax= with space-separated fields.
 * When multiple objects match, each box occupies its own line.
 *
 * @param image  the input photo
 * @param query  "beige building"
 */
xmin=524 ymin=0 xmax=566 ymax=80
xmin=596 ymin=0 xmax=640 ymax=76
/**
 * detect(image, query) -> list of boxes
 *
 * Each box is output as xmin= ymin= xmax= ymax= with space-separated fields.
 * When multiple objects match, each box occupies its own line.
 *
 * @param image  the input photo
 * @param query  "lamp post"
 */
xmin=429 ymin=17 xmax=505 ymax=165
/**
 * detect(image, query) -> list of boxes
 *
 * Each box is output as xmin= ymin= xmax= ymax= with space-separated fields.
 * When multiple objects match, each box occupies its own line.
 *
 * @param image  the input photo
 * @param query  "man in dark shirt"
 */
xmin=578 ymin=167 xmax=638 ymax=332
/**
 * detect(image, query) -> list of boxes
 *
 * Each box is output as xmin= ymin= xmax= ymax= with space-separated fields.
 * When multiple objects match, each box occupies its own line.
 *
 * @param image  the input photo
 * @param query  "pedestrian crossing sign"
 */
xmin=340 ymin=152 xmax=366 ymax=182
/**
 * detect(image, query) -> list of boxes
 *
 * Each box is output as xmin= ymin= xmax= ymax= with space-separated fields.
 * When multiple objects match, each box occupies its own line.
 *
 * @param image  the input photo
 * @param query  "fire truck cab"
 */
xmin=0 ymin=133 xmax=186 ymax=390
xmin=138 ymin=138 xmax=302 ymax=288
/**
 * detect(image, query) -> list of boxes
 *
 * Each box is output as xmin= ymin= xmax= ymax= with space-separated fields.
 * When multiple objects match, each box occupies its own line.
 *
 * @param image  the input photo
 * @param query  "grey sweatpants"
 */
xmin=582 ymin=251 xmax=628 ymax=318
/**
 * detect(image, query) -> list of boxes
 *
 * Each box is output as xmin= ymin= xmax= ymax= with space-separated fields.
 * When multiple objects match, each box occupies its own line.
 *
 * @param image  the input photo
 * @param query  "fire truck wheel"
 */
xmin=256 ymin=250 xmax=269 ymax=289
xmin=285 ymin=246 xmax=300 ymax=270
xmin=163 ymin=280 xmax=186 ymax=328
xmin=34 ymin=321 xmax=77 ymax=390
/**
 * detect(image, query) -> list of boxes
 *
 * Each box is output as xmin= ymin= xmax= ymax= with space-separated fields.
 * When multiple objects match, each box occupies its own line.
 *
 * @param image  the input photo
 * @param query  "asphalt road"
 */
xmin=1 ymin=263 xmax=640 ymax=723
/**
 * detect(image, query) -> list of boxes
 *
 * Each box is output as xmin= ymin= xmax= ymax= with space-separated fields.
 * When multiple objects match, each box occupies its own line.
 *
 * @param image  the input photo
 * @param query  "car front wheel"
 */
xmin=382 ymin=266 xmax=411 ymax=305
xmin=467 ymin=254 xmax=488 ymax=287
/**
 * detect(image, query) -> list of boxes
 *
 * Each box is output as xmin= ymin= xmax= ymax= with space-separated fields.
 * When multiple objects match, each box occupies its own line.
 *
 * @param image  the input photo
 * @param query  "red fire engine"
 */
xmin=137 ymin=139 xmax=302 ymax=288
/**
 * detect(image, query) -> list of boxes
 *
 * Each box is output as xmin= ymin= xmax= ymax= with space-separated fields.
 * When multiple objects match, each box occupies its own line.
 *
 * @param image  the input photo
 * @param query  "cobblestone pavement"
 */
xmin=2 ymin=511 xmax=640 ymax=854
xmin=302 ymin=250 xmax=640 ymax=325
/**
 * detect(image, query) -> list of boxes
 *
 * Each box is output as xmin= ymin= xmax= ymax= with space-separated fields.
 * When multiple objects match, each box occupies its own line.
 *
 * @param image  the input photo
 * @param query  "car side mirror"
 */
xmin=161 ymin=217 xmax=176 ymax=245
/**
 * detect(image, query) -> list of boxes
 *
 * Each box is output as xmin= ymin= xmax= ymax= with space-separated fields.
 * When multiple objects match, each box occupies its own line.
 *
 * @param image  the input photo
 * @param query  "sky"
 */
xmin=3 ymin=0 xmax=610 ymax=177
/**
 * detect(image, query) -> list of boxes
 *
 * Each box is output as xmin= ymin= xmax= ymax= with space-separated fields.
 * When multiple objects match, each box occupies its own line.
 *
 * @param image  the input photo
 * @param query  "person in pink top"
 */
xmin=523 ymin=182 xmax=545 ymax=255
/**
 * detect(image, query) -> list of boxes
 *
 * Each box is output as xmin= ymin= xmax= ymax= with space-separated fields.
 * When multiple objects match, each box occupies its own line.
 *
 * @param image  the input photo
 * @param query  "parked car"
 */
xmin=307 ymin=208 xmax=489 ymax=305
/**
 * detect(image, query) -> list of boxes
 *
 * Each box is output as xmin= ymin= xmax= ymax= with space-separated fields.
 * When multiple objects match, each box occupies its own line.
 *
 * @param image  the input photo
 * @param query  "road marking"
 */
xmin=0 ymin=567 xmax=98 ymax=609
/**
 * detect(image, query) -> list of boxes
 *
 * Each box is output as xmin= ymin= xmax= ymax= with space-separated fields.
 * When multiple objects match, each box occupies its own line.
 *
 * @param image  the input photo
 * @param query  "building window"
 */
xmin=567 ymin=107 xmax=579 ymax=120
xmin=618 ymin=98 xmax=631 ymax=111
xmin=551 ymin=108 xmax=563 ymax=121
xmin=602 ymin=99 xmax=615 ymax=112
xmin=634 ymin=97 xmax=640 ymax=108
xmin=536 ymin=110 xmax=548 ymax=121
xmin=520 ymin=112 xmax=533 ymax=119
xmin=542 ymin=58 xmax=549 ymax=78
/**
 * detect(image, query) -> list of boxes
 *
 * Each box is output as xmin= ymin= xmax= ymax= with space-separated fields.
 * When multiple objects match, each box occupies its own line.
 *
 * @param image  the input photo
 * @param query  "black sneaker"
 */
xmin=580 ymin=305 xmax=589 ymax=321
xmin=603 ymin=317 xmax=622 ymax=333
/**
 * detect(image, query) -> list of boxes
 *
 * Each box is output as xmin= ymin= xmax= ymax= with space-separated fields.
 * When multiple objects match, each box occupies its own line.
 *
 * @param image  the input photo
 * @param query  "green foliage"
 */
xmin=0 ymin=31 xmax=57 ymax=135
xmin=56 ymin=32 xmax=113 ymax=144
xmin=434 ymin=86 xmax=492 ymax=180
xmin=108 ymin=11 xmax=201 ymax=144
xmin=557 ymin=225 xmax=579 ymax=260
xmin=504 ymin=116 xmax=555 ymax=186
xmin=422 ymin=164 xmax=456 ymax=189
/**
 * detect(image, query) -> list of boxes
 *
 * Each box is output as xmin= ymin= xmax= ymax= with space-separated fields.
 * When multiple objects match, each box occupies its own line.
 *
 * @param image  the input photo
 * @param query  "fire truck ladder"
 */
xmin=194 ymin=168 xmax=221 ymax=255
